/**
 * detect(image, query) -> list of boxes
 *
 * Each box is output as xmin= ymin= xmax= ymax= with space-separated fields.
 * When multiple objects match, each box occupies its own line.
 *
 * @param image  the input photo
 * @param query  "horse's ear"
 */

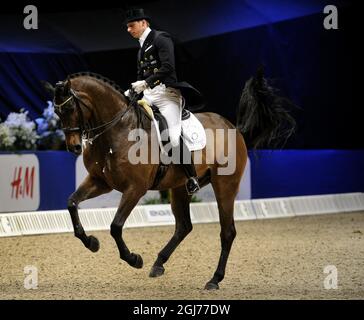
xmin=41 ymin=80 xmax=55 ymax=96
xmin=64 ymin=79 xmax=71 ymax=92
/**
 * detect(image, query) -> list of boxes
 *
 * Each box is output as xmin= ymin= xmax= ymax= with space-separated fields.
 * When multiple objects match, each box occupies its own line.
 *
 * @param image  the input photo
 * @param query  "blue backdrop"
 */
xmin=250 ymin=150 xmax=364 ymax=198
xmin=36 ymin=151 xmax=77 ymax=210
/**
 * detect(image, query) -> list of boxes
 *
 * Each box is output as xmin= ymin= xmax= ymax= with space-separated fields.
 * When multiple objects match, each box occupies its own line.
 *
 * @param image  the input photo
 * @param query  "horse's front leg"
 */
xmin=110 ymin=189 xmax=145 ymax=268
xmin=68 ymin=174 xmax=111 ymax=252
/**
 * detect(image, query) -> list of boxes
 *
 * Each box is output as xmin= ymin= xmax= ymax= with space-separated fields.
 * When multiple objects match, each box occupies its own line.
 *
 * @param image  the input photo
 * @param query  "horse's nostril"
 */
xmin=74 ymin=144 xmax=82 ymax=152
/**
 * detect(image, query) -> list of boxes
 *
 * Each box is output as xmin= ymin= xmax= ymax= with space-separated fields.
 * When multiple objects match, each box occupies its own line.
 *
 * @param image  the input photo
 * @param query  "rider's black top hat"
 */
xmin=124 ymin=8 xmax=150 ymax=24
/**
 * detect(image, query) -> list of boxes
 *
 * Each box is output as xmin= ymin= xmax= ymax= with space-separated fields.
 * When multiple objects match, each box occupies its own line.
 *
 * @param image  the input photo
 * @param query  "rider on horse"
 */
xmin=124 ymin=8 xmax=203 ymax=195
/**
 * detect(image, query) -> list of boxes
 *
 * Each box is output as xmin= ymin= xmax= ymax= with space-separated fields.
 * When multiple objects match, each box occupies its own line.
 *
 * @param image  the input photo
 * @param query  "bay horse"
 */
xmin=45 ymin=69 xmax=295 ymax=290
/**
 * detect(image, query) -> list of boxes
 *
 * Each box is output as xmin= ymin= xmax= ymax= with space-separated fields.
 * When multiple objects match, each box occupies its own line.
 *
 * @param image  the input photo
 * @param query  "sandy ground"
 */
xmin=0 ymin=211 xmax=363 ymax=300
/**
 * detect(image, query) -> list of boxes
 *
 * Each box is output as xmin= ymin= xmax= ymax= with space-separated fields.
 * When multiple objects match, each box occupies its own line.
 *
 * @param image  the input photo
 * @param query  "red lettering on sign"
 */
xmin=24 ymin=167 xmax=35 ymax=198
xmin=10 ymin=166 xmax=35 ymax=199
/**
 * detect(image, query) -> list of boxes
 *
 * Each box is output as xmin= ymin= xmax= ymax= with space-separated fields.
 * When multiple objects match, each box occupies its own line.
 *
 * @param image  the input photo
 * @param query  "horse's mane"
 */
xmin=67 ymin=72 xmax=127 ymax=99
xmin=68 ymin=72 xmax=151 ymax=129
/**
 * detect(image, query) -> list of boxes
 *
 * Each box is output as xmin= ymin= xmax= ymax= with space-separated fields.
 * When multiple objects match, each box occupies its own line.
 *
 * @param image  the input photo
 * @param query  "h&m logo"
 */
xmin=11 ymin=166 xmax=36 ymax=199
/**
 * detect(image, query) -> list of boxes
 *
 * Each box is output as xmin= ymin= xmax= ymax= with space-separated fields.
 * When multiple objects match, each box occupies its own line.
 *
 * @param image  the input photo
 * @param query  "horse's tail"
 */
xmin=236 ymin=66 xmax=297 ymax=149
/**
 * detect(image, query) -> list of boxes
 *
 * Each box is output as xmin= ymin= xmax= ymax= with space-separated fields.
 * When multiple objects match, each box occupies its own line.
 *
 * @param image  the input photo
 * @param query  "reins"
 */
xmin=54 ymin=88 xmax=140 ymax=144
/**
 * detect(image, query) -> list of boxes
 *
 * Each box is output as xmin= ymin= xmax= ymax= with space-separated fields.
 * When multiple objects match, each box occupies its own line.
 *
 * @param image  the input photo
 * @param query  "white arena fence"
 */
xmin=0 ymin=193 xmax=363 ymax=238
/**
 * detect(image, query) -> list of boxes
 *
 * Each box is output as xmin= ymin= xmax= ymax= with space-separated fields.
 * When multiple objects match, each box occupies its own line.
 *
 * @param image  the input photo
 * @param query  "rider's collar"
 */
xmin=139 ymin=27 xmax=152 ymax=48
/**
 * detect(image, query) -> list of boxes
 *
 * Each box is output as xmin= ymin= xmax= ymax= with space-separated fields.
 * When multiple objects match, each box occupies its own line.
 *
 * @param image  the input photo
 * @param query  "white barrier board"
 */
xmin=1 ymin=193 xmax=363 ymax=238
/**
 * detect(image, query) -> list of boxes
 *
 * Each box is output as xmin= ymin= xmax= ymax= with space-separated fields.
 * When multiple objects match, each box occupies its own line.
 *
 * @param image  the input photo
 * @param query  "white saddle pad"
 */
xmin=181 ymin=112 xmax=206 ymax=151
xmin=151 ymin=111 xmax=206 ymax=154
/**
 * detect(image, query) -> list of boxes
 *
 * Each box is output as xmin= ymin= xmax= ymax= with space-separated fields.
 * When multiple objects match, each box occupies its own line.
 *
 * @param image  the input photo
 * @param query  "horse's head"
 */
xmin=53 ymin=79 xmax=88 ymax=155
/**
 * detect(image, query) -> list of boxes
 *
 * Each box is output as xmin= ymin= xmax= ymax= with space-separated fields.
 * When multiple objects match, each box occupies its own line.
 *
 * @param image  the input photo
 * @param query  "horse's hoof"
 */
xmin=204 ymin=282 xmax=219 ymax=290
xmin=88 ymin=236 xmax=100 ymax=252
xmin=149 ymin=265 xmax=165 ymax=278
xmin=131 ymin=253 xmax=143 ymax=269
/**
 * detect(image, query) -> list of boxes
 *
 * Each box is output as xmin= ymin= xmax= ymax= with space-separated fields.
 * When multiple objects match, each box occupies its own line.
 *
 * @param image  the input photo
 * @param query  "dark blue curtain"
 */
xmin=0 ymin=52 xmax=88 ymax=120
xmin=0 ymin=14 xmax=89 ymax=120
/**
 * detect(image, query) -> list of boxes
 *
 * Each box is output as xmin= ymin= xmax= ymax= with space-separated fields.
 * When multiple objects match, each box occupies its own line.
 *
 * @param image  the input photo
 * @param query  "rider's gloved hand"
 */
xmin=124 ymin=89 xmax=130 ymax=97
xmin=131 ymin=80 xmax=147 ymax=94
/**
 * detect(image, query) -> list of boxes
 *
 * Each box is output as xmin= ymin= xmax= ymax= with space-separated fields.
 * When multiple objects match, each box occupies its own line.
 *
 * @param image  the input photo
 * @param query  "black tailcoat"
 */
xmin=137 ymin=30 xmax=204 ymax=110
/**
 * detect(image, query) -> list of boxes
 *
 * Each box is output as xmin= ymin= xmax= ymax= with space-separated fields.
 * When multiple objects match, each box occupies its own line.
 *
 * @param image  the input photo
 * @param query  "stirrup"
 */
xmin=186 ymin=177 xmax=200 ymax=195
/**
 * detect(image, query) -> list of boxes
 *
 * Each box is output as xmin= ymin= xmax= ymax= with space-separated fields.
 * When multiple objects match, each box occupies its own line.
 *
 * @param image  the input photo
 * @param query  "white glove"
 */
xmin=124 ymin=89 xmax=130 ymax=97
xmin=131 ymin=80 xmax=147 ymax=94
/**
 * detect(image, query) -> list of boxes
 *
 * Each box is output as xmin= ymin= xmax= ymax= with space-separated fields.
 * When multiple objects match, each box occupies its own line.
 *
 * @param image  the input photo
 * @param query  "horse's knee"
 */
xmin=67 ymin=197 xmax=77 ymax=211
xmin=110 ymin=223 xmax=122 ymax=239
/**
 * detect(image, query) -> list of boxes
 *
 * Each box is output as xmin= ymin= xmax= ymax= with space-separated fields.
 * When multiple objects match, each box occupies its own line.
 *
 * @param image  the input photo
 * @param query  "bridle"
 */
xmin=54 ymin=89 xmax=89 ymax=134
xmin=54 ymin=88 xmax=135 ymax=144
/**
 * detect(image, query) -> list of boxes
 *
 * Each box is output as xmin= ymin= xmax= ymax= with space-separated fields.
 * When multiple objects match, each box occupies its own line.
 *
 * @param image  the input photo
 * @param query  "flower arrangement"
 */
xmin=0 ymin=101 xmax=65 ymax=151
xmin=0 ymin=109 xmax=38 ymax=151
xmin=35 ymin=101 xmax=65 ymax=150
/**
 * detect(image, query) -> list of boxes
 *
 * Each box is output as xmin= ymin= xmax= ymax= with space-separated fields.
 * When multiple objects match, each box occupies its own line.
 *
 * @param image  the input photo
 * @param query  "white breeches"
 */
xmin=142 ymin=84 xmax=183 ymax=147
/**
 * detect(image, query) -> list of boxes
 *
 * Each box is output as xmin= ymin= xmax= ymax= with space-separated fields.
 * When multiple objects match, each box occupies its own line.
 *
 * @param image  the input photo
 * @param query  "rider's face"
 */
xmin=127 ymin=20 xmax=148 ymax=39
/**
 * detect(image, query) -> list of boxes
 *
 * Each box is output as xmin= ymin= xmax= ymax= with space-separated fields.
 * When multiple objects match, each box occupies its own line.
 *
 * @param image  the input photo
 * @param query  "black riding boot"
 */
xmin=179 ymin=138 xmax=200 ymax=195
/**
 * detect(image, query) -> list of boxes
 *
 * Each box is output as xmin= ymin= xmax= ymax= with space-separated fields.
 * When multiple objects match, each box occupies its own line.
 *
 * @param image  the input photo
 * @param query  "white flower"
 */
xmin=0 ymin=123 xmax=16 ymax=148
xmin=0 ymin=110 xmax=38 ymax=150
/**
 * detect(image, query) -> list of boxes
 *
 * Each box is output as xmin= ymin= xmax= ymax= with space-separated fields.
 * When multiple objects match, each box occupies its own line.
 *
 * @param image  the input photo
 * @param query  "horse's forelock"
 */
xmin=55 ymin=80 xmax=71 ymax=99
xmin=55 ymin=82 xmax=64 ymax=99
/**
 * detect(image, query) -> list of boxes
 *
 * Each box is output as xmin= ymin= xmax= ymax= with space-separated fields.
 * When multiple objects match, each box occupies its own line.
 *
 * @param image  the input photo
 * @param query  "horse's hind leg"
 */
xmin=205 ymin=176 xmax=238 ymax=290
xmin=68 ymin=174 xmax=111 ymax=252
xmin=149 ymin=186 xmax=192 ymax=277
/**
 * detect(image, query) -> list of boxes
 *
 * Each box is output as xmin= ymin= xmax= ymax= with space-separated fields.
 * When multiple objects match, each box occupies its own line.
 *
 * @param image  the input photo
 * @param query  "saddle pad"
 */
xmin=138 ymin=100 xmax=206 ymax=152
xmin=181 ymin=112 xmax=206 ymax=151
